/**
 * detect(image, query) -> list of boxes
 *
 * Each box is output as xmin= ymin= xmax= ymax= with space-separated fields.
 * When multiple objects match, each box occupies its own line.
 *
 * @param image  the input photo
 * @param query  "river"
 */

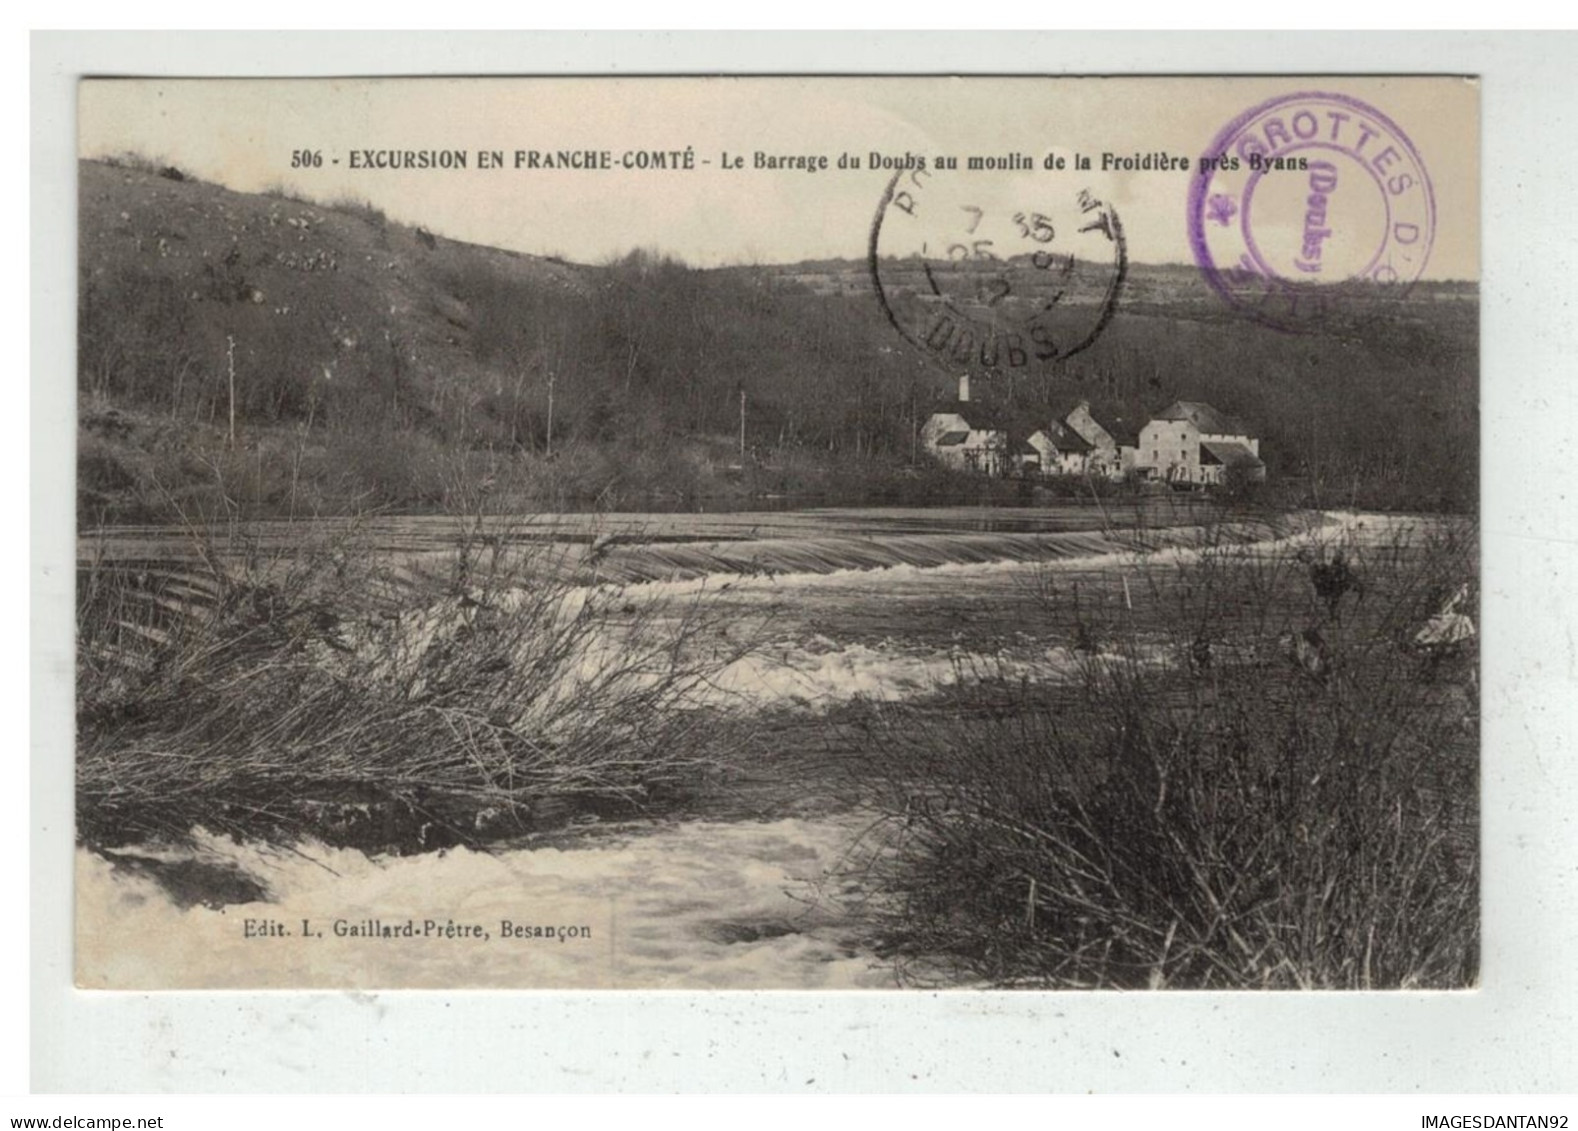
xmin=77 ymin=505 xmax=1422 ymax=989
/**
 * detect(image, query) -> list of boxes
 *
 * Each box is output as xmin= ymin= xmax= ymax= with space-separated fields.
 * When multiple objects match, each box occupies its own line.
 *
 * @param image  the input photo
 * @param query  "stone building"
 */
xmin=1134 ymin=400 xmax=1264 ymax=485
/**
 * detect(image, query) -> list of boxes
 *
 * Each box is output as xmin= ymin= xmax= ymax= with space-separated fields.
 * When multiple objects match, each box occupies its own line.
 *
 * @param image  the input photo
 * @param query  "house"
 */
xmin=1062 ymin=400 xmax=1139 ymax=479
xmin=1133 ymin=400 xmax=1264 ymax=486
xmin=921 ymin=374 xmax=1012 ymax=476
xmin=1107 ymin=423 xmax=1142 ymax=479
xmin=1026 ymin=421 xmax=1094 ymax=476
xmin=923 ymin=384 xmax=1261 ymax=488
xmin=922 ymin=383 xmax=1138 ymax=481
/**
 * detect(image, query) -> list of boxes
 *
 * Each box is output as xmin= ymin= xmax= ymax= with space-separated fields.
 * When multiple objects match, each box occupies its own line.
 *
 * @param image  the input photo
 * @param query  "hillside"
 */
xmin=79 ymin=158 xmax=591 ymax=384
xmin=76 ymin=158 xmax=1479 ymax=519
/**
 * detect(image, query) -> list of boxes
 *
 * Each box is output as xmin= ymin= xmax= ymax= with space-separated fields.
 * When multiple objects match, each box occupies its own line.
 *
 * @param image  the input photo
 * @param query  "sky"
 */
xmin=78 ymin=76 xmax=1479 ymax=277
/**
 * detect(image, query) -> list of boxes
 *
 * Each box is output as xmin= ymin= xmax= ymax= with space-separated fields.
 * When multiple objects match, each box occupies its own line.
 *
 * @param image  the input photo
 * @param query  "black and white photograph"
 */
xmin=68 ymin=74 xmax=1482 ymax=992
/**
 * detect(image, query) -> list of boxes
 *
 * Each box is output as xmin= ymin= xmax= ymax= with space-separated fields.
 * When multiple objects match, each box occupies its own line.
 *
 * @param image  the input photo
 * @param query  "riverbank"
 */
xmin=75 ymin=508 xmax=1477 ymax=989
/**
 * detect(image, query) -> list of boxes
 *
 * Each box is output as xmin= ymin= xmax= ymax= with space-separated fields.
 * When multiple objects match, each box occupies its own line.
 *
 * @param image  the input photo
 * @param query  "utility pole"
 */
xmin=225 ymin=334 xmax=237 ymax=449
xmin=738 ymin=384 xmax=747 ymax=463
xmin=510 ymin=366 xmax=528 ymax=450
xmin=545 ymin=370 xmax=555 ymax=459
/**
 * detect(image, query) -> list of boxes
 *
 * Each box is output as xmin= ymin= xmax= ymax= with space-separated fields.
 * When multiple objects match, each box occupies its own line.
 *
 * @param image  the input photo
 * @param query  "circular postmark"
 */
xmin=1188 ymin=91 xmax=1436 ymax=332
xmin=869 ymin=164 xmax=1127 ymax=375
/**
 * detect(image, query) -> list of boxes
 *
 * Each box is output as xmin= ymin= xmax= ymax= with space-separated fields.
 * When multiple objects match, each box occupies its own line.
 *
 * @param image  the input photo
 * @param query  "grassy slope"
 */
xmin=78 ymin=159 xmax=591 ymax=517
xmin=79 ymin=158 xmax=587 ymax=404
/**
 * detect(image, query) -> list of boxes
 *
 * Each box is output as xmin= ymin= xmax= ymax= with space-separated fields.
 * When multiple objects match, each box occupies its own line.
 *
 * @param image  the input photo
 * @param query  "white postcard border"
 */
xmin=29 ymin=30 xmax=1578 ymax=1093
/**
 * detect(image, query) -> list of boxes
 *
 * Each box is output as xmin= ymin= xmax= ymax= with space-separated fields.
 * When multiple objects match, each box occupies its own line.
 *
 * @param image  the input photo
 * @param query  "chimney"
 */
xmin=958 ymin=373 xmax=971 ymax=403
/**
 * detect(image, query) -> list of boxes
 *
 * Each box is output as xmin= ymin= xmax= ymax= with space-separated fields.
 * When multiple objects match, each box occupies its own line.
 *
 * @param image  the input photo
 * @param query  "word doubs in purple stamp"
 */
xmin=870 ymin=163 xmax=1126 ymax=375
xmin=1189 ymin=91 xmax=1435 ymax=331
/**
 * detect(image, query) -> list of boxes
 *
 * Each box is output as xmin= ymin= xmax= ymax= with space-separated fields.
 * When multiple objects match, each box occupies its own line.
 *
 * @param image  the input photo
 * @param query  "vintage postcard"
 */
xmin=73 ymin=75 xmax=1480 ymax=990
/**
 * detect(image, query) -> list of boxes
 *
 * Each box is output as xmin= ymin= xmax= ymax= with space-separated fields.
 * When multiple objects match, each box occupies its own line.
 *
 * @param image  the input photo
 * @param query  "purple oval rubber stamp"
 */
xmin=870 ymin=165 xmax=1126 ymax=374
xmin=1189 ymin=91 xmax=1435 ymax=331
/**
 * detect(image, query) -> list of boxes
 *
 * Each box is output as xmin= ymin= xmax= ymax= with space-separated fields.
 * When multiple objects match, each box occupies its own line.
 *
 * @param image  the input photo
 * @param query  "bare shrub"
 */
xmin=328 ymin=428 xmax=447 ymax=509
xmin=260 ymin=182 xmax=307 ymax=202
xmin=848 ymin=517 xmax=1479 ymax=988
xmin=76 ymin=497 xmax=757 ymax=851
xmin=96 ymin=150 xmax=173 ymax=175
xmin=325 ymin=193 xmax=389 ymax=229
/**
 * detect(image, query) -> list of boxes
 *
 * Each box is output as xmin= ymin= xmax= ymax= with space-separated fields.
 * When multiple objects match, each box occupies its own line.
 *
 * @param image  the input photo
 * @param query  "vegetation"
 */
xmin=847 ymin=516 xmax=1478 ymax=988
xmin=76 ymin=490 xmax=755 ymax=851
xmin=79 ymin=157 xmax=1477 ymax=519
xmin=74 ymin=157 xmax=1480 ymax=987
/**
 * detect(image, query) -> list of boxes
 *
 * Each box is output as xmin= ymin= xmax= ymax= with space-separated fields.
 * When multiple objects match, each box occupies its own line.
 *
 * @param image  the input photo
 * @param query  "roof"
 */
xmin=1104 ymin=420 xmax=1140 ymax=447
xmin=1022 ymin=422 xmax=1085 ymax=451
xmin=1057 ymin=399 xmax=1095 ymax=423
xmin=1155 ymin=400 xmax=1249 ymax=436
xmin=1060 ymin=402 xmax=1139 ymax=448
xmin=925 ymin=411 xmax=969 ymax=426
xmin=1053 ymin=421 xmax=1093 ymax=453
xmin=1200 ymin=440 xmax=1264 ymax=468
xmin=1061 ymin=403 xmax=1113 ymax=447
xmin=960 ymin=411 xmax=1013 ymax=433
xmin=932 ymin=395 xmax=1017 ymax=433
xmin=1030 ymin=422 xmax=1092 ymax=454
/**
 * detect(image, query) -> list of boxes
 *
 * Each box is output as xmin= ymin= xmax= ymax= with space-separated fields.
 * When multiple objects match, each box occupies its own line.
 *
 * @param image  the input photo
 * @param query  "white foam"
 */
xmin=703 ymin=639 xmax=1098 ymax=711
xmin=76 ymin=812 xmax=896 ymax=990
